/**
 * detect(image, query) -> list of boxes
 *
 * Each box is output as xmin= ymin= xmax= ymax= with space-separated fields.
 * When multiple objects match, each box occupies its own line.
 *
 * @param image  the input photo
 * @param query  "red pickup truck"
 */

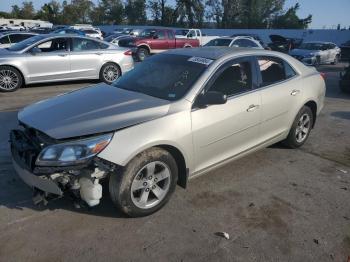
xmin=118 ymin=28 xmax=200 ymax=61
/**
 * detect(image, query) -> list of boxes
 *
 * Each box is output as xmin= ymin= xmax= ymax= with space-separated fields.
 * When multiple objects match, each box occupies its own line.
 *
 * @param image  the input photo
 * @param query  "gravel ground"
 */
xmin=0 ymin=63 xmax=349 ymax=262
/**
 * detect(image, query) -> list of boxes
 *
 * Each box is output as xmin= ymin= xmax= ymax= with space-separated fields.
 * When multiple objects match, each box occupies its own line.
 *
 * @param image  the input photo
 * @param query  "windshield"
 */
xmin=8 ymin=35 xmax=46 ymax=51
xmin=104 ymin=35 xmax=116 ymax=42
xmin=299 ymin=43 xmax=324 ymax=50
xmin=205 ymin=38 xmax=232 ymax=47
xmin=112 ymin=54 xmax=209 ymax=101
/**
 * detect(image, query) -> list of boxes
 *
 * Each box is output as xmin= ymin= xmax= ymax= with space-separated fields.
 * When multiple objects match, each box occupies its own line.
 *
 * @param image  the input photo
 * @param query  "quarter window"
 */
xmin=209 ymin=61 xmax=253 ymax=97
xmin=258 ymin=57 xmax=296 ymax=86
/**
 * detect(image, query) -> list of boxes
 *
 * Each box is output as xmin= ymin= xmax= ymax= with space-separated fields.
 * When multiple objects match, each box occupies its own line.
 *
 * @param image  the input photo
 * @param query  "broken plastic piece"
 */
xmin=215 ymin=232 xmax=230 ymax=240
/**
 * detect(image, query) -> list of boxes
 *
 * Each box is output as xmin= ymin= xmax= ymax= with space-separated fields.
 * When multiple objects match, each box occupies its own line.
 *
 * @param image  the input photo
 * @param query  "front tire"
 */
xmin=0 ymin=66 xmax=23 ymax=92
xmin=99 ymin=63 xmax=121 ymax=84
xmin=109 ymin=147 xmax=178 ymax=217
xmin=283 ymin=106 xmax=313 ymax=148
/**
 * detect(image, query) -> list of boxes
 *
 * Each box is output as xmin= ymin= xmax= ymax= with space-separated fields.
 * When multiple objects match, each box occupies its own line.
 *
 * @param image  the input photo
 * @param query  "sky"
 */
xmin=0 ymin=0 xmax=349 ymax=29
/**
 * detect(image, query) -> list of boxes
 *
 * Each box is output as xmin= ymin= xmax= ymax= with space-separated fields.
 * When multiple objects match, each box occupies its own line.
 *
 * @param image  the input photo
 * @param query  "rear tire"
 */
xmin=99 ymin=63 xmax=121 ymax=84
xmin=137 ymin=47 xmax=150 ymax=62
xmin=283 ymin=106 xmax=313 ymax=148
xmin=331 ymin=55 xmax=339 ymax=65
xmin=109 ymin=147 xmax=178 ymax=217
xmin=0 ymin=66 xmax=23 ymax=92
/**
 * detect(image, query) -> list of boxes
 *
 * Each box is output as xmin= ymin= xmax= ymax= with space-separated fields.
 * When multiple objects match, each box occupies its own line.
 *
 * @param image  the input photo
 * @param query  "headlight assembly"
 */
xmin=36 ymin=133 xmax=113 ymax=167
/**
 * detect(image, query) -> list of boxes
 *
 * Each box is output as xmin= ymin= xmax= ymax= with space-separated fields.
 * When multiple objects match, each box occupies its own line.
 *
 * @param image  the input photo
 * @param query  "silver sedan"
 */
xmin=0 ymin=34 xmax=134 ymax=92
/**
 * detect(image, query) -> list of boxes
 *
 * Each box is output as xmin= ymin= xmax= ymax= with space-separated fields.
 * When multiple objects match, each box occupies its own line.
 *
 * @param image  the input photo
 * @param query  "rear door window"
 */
xmin=257 ymin=56 xmax=296 ymax=87
xmin=233 ymin=39 xmax=259 ymax=48
xmin=71 ymin=38 xmax=108 ymax=51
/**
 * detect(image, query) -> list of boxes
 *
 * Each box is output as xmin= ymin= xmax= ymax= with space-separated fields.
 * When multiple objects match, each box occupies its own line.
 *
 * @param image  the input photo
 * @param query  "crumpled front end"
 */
xmin=10 ymin=126 xmax=115 ymax=207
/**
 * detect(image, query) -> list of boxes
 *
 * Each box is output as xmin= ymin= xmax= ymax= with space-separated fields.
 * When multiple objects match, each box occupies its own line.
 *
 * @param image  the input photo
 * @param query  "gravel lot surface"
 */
xmin=0 ymin=63 xmax=349 ymax=262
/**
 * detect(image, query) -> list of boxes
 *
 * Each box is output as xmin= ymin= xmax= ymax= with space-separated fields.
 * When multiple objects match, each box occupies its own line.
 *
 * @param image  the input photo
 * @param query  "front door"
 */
xmin=26 ymin=37 xmax=70 ymax=83
xmin=191 ymin=57 xmax=262 ymax=173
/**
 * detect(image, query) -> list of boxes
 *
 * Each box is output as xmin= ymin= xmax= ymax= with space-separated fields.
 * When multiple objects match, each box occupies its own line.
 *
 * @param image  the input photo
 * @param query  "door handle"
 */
xmin=291 ymin=89 xmax=300 ymax=96
xmin=246 ymin=104 xmax=259 ymax=112
xmin=95 ymin=52 xmax=103 ymax=55
xmin=58 ymin=54 xmax=67 ymax=57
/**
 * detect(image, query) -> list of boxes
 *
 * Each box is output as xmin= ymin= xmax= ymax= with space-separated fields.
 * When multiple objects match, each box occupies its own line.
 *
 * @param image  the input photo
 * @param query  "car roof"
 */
xmin=166 ymin=47 xmax=264 ymax=60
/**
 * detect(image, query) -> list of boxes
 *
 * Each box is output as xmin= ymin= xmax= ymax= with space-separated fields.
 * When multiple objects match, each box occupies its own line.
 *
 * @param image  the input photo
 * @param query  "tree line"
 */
xmin=0 ymin=0 xmax=312 ymax=29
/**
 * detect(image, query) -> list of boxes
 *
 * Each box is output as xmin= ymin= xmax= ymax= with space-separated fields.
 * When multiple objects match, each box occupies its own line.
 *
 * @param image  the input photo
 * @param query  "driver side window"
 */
xmin=208 ymin=60 xmax=253 ymax=97
xmin=35 ymin=38 xmax=68 ymax=52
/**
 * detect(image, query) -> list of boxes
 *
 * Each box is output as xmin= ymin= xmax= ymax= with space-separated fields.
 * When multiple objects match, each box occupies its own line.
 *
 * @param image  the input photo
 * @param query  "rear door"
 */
xmin=25 ymin=37 xmax=71 ymax=83
xmin=256 ymin=56 xmax=301 ymax=141
xmin=191 ymin=57 xmax=262 ymax=173
xmin=69 ymin=37 xmax=108 ymax=79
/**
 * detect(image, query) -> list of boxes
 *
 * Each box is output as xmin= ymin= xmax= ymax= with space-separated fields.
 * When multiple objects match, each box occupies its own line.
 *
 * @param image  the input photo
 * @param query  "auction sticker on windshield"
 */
xmin=188 ymin=57 xmax=213 ymax=66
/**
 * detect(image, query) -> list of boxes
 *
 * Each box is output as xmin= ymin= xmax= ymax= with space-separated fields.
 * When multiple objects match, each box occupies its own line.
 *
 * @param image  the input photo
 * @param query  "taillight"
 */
xmin=124 ymin=50 xmax=132 ymax=56
xmin=320 ymin=72 xmax=326 ymax=80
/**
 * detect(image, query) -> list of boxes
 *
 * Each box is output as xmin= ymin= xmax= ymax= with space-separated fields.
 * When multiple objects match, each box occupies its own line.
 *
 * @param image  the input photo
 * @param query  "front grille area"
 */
xmin=10 ymin=129 xmax=41 ymax=171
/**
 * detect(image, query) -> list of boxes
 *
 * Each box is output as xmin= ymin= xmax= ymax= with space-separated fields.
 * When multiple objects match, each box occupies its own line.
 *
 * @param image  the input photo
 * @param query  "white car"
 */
xmin=289 ymin=42 xmax=341 ymax=66
xmin=82 ymin=29 xmax=103 ymax=40
xmin=204 ymin=36 xmax=264 ymax=49
xmin=11 ymin=48 xmax=325 ymax=217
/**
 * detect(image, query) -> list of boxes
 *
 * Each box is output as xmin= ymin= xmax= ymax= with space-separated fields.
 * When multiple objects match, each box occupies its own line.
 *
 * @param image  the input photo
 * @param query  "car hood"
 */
xmin=289 ymin=49 xmax=320 ymax=56
xmin=18 ymin=84 xmax=171 ymax=139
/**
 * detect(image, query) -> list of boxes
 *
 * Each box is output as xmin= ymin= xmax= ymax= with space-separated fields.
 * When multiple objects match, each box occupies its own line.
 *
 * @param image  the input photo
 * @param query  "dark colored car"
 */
xmin=340 ymin=65 xmax=350 ymax=93
xmin=268 ymin=34 xmax=303 ymax=53
xmin=52 ymin=28 xmax=85 ymax=36
xmin=340 ymin=40 xmax=350 ymax=61
xmin=118 ymin=28 xmax=200 ymax=61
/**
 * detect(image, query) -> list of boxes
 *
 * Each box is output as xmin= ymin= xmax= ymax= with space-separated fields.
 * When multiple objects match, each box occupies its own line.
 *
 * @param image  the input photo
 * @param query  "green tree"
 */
xmin=36 ymin=1 xmax=62 ymax=24
xmin=19 ymin=1 xmax=36 ymax=19
xmin=175 ymin=0 xmax=205 ymax=27
xmin=125 ymin=0 xmax=147 ymax=25
xmin=271 ymin=3 xmax=312 ymax=29
xmin=91 ymin=0 xmax=124 ymax=25
xmin=0 ymin=11 xmax=11 ymax=18
xmin=11 ymin=5 xmax=22 ymax=18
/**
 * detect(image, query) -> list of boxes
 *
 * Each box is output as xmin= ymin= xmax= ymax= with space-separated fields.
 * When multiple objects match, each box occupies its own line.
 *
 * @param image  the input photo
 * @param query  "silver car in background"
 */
xmin=289 ymin=41 xmax=341 ymax=66
xmin=10 ymin=48 xmax=325 ymax=217
xmin=0 ymin=34 xmax=134 ymax=92
xmin=0 ymin=32 xmax=37 ymax=48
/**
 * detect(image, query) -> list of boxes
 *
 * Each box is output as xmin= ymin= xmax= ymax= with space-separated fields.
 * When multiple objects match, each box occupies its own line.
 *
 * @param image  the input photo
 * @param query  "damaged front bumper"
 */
xmin=10 ymin=129 xmax=113 ymax=206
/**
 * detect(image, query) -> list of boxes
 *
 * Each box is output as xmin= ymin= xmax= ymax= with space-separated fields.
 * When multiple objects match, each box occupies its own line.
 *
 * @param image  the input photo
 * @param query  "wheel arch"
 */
xmin=304 ymin=100 xmax=317 ymax=127
xmin=137 ymin=44 xmax=151 ymax=53
xmin=0 ymin=64 xmax=26 ymax=84
xmin=100 ymin=61 xmax=122 ymax=77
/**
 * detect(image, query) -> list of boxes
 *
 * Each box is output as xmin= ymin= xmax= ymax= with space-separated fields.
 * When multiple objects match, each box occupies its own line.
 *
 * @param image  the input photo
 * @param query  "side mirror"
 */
xmin=197 ymin=91 xmax=227 ymax=108
xmin=29 ymin=47 xmax=41 ymax=55
xmin=187 ymin=33 xmax=193 ymax=38
xmin=153 ymin=34 xmax=159 ymax=39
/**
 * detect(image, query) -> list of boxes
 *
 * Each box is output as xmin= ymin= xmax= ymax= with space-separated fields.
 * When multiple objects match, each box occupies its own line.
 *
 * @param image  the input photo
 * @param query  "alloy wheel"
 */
xmin=131 ymin=161 xmax=171 ymax=209
xmin=0 ymin=69 xmax=19 ymax=91
xmin=295 ymin=113 xmax=311 ymax=143
xmin=103 ymin=65 xmax=119 ymax=82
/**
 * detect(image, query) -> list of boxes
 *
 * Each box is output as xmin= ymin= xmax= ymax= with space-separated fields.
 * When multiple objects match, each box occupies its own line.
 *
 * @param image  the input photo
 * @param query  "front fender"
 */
xmin=98 ymin=110 xmax=194 ymax=172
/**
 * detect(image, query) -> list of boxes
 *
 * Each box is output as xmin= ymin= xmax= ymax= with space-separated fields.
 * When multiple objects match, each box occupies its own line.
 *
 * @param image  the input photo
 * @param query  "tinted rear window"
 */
xmin=205 ymin=39 xmax=232 ymax=47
